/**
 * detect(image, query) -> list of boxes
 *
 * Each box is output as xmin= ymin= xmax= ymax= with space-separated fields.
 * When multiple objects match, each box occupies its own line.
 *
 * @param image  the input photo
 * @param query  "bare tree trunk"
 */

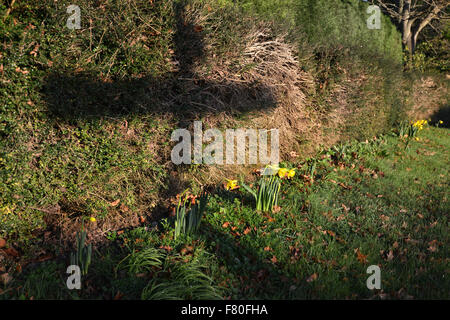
xmin=402 ymin=26 xmax=411 ymax=53
xmin=401 ymin=1 xmax=414 ymax=54
xmin=372 ymin=0 xmax=448 ymax=55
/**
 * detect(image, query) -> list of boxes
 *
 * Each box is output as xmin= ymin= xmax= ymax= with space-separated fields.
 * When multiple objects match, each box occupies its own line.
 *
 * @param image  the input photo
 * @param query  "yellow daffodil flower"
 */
xmin=413 ymin=120 xmax=427 ymax=131
xmin=225 ymin=179 xmax=239 ymax=190
xmin=287 ymin=169 xmax=296 ymax=179
xmin=278 ymin=168 xmax=288 ymax=178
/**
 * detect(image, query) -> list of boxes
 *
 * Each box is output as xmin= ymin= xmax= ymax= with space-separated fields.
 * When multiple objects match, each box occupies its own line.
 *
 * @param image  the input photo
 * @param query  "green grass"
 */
xmin=199 ymin=126 xmax=449 ymax=299
xmin=1 ymin=0 xmax=429 ymax=244
xmin=0 ymin=0 xmax=448 ymax=301
xmin=2 ymin=125 xmax=448 ymax=299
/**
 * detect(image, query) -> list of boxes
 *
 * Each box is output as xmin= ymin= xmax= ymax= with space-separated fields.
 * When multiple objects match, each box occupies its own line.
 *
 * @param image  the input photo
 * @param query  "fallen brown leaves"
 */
xmin=427 ymin=240 xmax=440 ymax=253
xmin=15 ymin=67 xmax=29 ymax=75
xmin=354 ymin=248 xmax=368 ymax=264
xmin=328 ymin=179 xmax=352 ymax=190
xmin=2 ymin=247 xmax=20 ymax=258
xmin=306 ymin=273 xmax=318 ymax=282
xmin=0 ymin=273 xmax=12 ymax=286
xmin=110 ymin=199 xmax=120 ymax=207
xmin=180 ymin=245 xmax=194 ymax=256
xmin=386 ymin=250 xmax=394 ymax=261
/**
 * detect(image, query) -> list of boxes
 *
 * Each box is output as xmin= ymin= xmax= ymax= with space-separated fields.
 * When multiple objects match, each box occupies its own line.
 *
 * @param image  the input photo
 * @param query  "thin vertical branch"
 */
xmin=3 ymin=0 xmax=16 ymax=20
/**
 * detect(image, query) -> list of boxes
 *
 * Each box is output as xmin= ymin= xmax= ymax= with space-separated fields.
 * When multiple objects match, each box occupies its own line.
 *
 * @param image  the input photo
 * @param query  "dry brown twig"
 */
xmin=3 ymin=0 xmax=16 ymax=20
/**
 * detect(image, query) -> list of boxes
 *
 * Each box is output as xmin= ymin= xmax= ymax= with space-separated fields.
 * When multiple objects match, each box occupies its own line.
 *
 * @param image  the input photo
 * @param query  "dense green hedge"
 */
xmin=229 ymin=0 xmax=402 ymax=63
xmin=295 ymin=0 xmax=402 ymax=62
xmin=223 ymin=0 xmax=408 ymax=136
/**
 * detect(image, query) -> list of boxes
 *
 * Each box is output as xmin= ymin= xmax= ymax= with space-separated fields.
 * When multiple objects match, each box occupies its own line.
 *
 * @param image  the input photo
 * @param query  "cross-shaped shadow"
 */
xmin=43 ymin=1 xmax=278 ymax=127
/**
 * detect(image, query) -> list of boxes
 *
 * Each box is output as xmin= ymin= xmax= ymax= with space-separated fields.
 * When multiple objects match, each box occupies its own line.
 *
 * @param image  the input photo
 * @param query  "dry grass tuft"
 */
xmin=408 ymin=76 xmax=449 ymax=121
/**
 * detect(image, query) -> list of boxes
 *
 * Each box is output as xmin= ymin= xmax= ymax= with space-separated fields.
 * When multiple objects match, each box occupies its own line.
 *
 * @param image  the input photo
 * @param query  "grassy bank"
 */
xmin=1 ymin=124 xmax=448 ymax=299
xmin=0 ymin=0 xmax=448 ymax=300
xmin=1 ymin=0 xmax=447 ymax=245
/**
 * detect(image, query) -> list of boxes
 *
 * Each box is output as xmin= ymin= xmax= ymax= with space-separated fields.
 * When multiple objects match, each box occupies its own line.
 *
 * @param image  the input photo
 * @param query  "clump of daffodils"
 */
xmin=278 ymin=168 xmax=296 ymax=179
xmin=260 ymin=165 xmax=295 ymax=179
xmin=228 ymin=165 xmax=295 ymax=212
xmin=402 ymin=119 xmax=428 ymax=139
xmin=412 ymin=119 xmax=427 ymax=131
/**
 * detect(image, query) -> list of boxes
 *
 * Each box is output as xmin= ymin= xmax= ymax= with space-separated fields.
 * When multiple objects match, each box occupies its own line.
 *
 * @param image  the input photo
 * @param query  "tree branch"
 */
xmin=414 ymin=5 xmax=441 ymax=43
xmin=3 ymin=0 xmax=16 ymax=20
